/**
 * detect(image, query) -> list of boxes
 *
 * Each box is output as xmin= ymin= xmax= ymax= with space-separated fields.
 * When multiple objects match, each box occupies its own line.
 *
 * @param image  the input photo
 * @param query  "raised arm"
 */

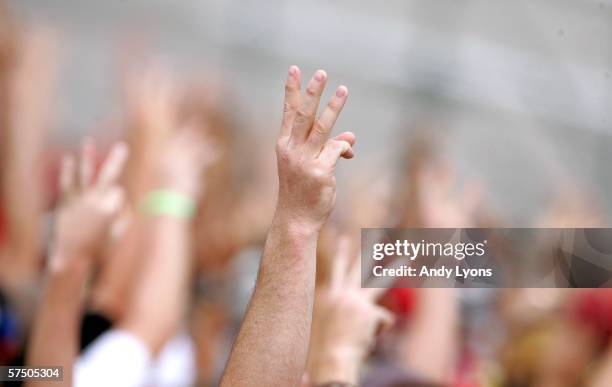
xmin=89 ymin=66 xmax=176 ymax=321
xmin=220 ymin=66 xmax=355 ymax=387
xmin=27 ymin=141 xmax=128 ymax=387
xmin=119 ymin=126 xmax=218 ymax=354
xmin=0 ymin=26 xmax=56 ymax=308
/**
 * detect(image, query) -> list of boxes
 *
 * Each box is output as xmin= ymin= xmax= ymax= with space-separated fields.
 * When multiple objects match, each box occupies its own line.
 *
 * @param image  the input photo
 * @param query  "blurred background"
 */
xmin=8 ymin=0 xmax=612 ymax=221
xmin=2 ymin=1 xmax=612 ymax=386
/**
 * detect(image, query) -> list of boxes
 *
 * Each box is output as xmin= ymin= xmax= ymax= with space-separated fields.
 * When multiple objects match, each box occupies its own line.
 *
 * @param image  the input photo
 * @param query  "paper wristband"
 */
xmin=140 ymin=190 xmax=196 ymax=219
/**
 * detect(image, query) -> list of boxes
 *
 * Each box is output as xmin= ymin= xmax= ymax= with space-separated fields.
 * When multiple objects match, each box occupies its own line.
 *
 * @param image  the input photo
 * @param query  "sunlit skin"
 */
xmin=220 ymin=66 xmax=355 ymax=387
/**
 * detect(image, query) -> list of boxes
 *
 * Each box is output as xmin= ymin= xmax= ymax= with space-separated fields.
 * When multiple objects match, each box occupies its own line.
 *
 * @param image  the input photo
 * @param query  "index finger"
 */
xmin=280 ymin=65 xmax=301 ymax=137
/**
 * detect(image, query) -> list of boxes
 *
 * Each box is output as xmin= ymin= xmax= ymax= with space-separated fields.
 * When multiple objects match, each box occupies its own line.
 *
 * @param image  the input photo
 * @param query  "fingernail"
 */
xmin=288 ymin=65 xmax=298 ymax=78
xmin=336 ymin=86 xmax=347 ymax=97
xmin=314 ymin=70 xmax=326 ymax=82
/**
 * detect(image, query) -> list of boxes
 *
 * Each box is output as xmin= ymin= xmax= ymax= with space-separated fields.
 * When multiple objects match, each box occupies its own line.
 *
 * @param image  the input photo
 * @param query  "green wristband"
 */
xmin=141 ymin=189 xmax=196 ymax=219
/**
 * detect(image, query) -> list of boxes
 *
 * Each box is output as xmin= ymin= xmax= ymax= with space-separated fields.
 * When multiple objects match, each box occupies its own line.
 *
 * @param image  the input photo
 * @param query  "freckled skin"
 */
xmin=221 ymin=66 xmax=355 ymax=387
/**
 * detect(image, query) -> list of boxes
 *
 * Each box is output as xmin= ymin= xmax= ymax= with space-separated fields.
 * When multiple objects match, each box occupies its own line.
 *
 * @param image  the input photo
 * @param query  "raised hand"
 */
xmin=155 ymin=125 xmax=219 ymax=199
xmin=28 ymin=140 xmax=129 ymax=386
xmin=275 ymin=66 xmax=355 ymax=230
xmin=116 ymin=125 xmax=220 ymax=359
xmin=221 ymin=67 xmax=356 ymax=387
xmin=307 ymin=237 xmax=393 ymax=385
xmin=52 ymin=140 xmax=129 ymax=269
xmin=397 ymin=134 xmax=482 ymax=228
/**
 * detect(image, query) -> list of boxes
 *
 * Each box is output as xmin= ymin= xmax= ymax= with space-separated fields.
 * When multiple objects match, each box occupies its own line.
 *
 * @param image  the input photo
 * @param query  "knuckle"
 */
xmin=327 ymin=99 xmax=341 ymax=112
xmin=312 ymin=119 xmax=327 ymax=137
xmin=295 ymin=109 xmax=310 ymax=124
xmin=282 ymin=101 xmax=295 ymax=113
xmin=277 ymin=151 xmax=290 ymax=164
xmin=305 ymin=85 xmax=317 ymax=96
xmin=275 ymin=141 xmax=287 ymax=155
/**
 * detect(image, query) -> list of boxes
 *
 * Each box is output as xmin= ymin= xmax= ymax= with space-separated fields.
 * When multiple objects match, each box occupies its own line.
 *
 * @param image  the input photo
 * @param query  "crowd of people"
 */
xmin=1 ymin=5 xmax=612 ymax=387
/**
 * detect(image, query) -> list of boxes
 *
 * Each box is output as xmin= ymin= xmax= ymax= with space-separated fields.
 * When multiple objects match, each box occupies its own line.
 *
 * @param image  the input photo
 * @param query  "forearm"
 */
xmin=221 ymin=214 xmax=318 ymax=387
xmin=3 ymin=31 xmax=53 ymax=274
xmin=121 ymin=216 xmax=191 ymax=354
xmin=1 ymin=134 xmax=44 ymax=274
xmin=27 ymin=254 xmax=89 ymax=387
xmin=91 ymin=225 xmax=144 ymax=320
xmin=398 ymin=288 xmax=457 ymax=384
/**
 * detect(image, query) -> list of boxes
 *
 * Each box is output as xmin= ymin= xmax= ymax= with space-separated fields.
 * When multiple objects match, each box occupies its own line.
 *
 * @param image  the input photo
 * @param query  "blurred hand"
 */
xmin=52 ymin=140 xmax=129 ymax=270
xmin=307 ymin=237 xmax=394 ymax=385
xmin=122 ymin=64 xmax=177 ymax=204
xmin=417 ymin=164 xmax=482 ymax=228
xmin=275 ymin=66 xmax=355 ymax=231
xmin=155 ymin=126 xmax=219 ymax=198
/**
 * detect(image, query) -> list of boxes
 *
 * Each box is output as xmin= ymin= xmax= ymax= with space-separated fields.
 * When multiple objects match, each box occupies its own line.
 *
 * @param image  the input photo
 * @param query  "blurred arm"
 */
xmin=120 ymin=127 xmax=216 ymax=354
xmin=26 ymin=252 xmax=89 ymax=387
xmin=89 ymin=66 xmax=175 ymax=320
xmin=397 ymin=288 xmax=458 ymax=385
xmin=119 ymin=210 xmax=193 ymax=354
xmin=27 ymin=142 xmax=128 ymax=386
xmin=0 ymin=28 xmax=56 ymax=285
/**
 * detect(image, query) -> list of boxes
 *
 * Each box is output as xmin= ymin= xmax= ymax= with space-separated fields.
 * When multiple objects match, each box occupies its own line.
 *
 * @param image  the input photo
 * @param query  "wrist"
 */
xmin=310 ymin=348 xmax=361 ymax=385
xmin=154 ymin=172 xmax=202 ymax=200
xmin=271 ymin=208 xmax=322 ymax=238
xmin=259 ymin=210 xmax=319 ymax=270
xmin=140 ymin=189 xmax=197 ymax=220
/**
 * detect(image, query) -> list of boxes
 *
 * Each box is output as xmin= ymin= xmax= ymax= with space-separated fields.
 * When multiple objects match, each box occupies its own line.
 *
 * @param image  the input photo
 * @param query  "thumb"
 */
xmin=318 ymin=139 xmax=353 ymax=168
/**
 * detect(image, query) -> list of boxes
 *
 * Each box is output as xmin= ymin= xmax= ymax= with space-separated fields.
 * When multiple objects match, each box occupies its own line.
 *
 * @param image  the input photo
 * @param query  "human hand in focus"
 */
xmin=307 ymin=237 xmax=394 ymax=385
xmin=52 ymin=140 xmax=129 ymax=271
xmin=274 ymin=66 xmax=355 ymax=231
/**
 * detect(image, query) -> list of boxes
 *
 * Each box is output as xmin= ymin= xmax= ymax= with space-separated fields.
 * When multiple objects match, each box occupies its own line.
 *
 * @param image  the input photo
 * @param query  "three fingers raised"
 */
xmin=281 ymin=66 xmax=354 ymax=159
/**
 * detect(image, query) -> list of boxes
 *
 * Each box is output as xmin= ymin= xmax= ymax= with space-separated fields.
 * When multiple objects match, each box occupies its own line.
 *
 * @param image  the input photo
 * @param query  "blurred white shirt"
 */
xmin=74 ymin=329 xmax=195 ymax=387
